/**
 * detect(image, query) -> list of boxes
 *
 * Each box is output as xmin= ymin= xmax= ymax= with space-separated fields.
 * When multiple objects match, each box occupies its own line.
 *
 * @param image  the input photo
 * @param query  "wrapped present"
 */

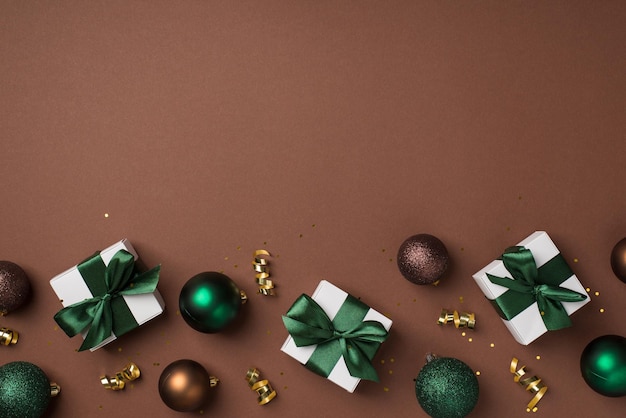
xmin=50 ymin=239 xmax=165 ymax=351
xmin=472 ymin=231 xmax=590 ymax=345
xmin=281 ymin=280 xmax=392 ymax=392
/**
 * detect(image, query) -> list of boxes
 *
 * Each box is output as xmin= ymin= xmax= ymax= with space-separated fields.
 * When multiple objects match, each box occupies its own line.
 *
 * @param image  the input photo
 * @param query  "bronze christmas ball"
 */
xmin=397 ymin=234 xmax=449 ymax=285
xmin=0 ymin=261 xmax=31 ymax=314
xmin=158 ymin=359 xmax=218 ymax=412
xmin=610 ymin=238 xmax=626 ymax=284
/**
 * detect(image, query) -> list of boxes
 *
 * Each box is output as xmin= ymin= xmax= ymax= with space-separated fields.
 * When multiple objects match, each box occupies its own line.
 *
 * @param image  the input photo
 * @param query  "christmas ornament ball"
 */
xmin=0 ymin=261 xmax=31 ymax=314
xmin=610 ymin=238 xmax=626 ymax=283
xmin=397 ymin=234 xmax=449 ymax=285
xmin=415 ymin=355 xmax=479 ymax=418
xmin=179 ymin=271 xmax=244 ymax=333
xmin=0 ymin=361 xmax=53 ymax=418
xmin=158 ymin=359 xmax=218 ymax=412
xmin=580 ymin=335 xmax=626 ymax=397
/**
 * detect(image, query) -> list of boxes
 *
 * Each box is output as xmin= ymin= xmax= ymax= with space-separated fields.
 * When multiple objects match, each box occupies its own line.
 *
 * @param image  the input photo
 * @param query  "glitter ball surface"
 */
xmin=0 ymin=361 xmax=51 ymax=418
xmin=0 ymin=261 xmax=31 ymax=314
xmin=397 ymin=234 xmax=449 ymax=285
xmin=414 ymin=357 xmax=479 ymax=418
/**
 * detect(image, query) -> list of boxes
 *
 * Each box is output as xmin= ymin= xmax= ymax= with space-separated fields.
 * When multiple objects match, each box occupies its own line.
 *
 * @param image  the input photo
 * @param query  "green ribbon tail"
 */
xmin=54 ymin=299 xmax=102 ymax=338
xmin=120 ymin=265 xmax=161 ymax=296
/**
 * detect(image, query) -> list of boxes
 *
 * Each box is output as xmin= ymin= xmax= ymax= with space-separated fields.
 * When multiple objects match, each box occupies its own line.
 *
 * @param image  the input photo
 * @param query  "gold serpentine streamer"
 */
xmin=253 ymin=250 xmax=275 ymax=296
xmin=510 ymin=357 xmax=547 ymax=413
xmin=245 ymin=367 xmax=277 ymax=405
xmin=0 ymin=327 xmax=18 ymax=345
xmin=437 ymin=309 xmax=476 ymax=329
xmin=100 ymin=362 xmax=141 ymax=391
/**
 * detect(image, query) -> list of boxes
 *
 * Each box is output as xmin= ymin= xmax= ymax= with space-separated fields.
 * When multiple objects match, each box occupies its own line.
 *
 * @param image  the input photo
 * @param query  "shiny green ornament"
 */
xmin=580 ymin=335 xmax=626 ymax=397
xmin=414 ymin=354 xmax=479 ymax=418
xmin=0 ymin=362 xmax=53 ymax=418
xmin=179 ymin=272 xmax=246 ymax=333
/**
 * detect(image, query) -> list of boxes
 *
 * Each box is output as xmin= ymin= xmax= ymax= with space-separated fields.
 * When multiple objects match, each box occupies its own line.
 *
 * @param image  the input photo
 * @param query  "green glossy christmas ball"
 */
xmin=0 ymin=361 xmax=52 ymax=418
xmin=580 ymin=335 xmax=626 ymax=397
xmin=415 ymin=355 xmax=479 ymax=418
xmin=179 ymin=272 xmax=245 ymax=333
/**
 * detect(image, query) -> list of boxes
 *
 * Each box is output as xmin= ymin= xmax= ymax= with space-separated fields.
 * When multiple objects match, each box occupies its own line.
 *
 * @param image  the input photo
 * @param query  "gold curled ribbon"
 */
xmin=253 ymin=250 xmax=275 ymax=296
xmin=510 ymin=358 xmax=548 ymax=412
xmin=100 ymin=362 xmax=141 ymax=391
xmin=245 ymin=367 xmax=277 ymax=405
xmin=0 ymin=327 xmax=18 ymax=345
xmin=50 ymin=383 xmax=61 ymax=397
xmin=437 ymin=309 xmax=476 ymax=329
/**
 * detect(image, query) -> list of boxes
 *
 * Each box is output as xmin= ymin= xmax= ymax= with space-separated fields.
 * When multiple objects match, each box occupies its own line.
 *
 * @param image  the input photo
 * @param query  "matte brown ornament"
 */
xmin=397 ymin=234 xmax=449 ymax=285
xmin=158 ymin=359 xmax=219 ymax=412
xmin=610 ymin=238 xmax=626 ymax=284
xmin=0 ymin=261 xmax=31 ymax=314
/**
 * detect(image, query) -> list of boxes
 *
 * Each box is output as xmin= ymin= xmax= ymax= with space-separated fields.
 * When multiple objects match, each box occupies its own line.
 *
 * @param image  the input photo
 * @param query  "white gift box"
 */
xmin=50 ymin=239 xmax=165 ymax=351
xmin=472 ymin=231 xmax=590 ymax=345
xmin=281 ymin=280 xmax=393 ymax=393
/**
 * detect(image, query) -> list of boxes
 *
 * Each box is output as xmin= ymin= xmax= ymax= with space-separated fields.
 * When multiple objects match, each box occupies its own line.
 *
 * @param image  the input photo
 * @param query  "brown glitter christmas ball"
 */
xmin=397 ymin=234 xmax=449 ymax=285
xmin=0 ymin=261 xmax=31 ymax=314
xmin=158 ymin=359 xmax=219 ymax=412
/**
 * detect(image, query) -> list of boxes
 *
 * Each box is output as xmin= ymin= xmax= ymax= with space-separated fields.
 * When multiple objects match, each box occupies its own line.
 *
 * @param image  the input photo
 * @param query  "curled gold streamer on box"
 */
xmin=510 ymin=357 xmax=547 ymax=413
xmin=0 ymin=327 xmax=18 ymax=345
xmin=245 ymin=367 xmax=277 ymax=405
xmin=253 ymin=250 xmax=275 ymax=296
xmin=437 ymin=309 xmax=476 ymax=329
xmin=100 ymin=362 xmax=141 ymax=391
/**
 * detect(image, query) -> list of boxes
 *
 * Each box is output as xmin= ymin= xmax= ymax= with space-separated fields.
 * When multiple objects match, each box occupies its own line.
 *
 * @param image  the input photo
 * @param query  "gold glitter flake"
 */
xmin=468 ymin=338 xmax=473 ymax=342
xmin=383 ymin=387 xmax=389 ymax=392
xmin=585 ymin=287 xmax=591 ymax=292
xmin=600 ymin=308 xmax=605 ymax=313
xmin=574 ymin=258 xmax=579 ymax=263
xmin=490 ymin=343 xmax=495 ymax=348
xmin=475 ymin=371 xmax=481 ymax=376
xmin=104 ymin=213 xmax=109 ymax=218
xmin=594 ymin=291 xmax=600 ymax=296
xmin=536 ymin=356 xmax=541 ymax=360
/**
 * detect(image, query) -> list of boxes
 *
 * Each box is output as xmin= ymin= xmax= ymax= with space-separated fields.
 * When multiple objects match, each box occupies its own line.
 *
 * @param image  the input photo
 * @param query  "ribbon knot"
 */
xmin=282 ymin=294 xmax=388 ymax=382
xmin=54 ymin=250 xmax=160 ymax=351
xmin=486 ymin=246 xmax=586 ymax=331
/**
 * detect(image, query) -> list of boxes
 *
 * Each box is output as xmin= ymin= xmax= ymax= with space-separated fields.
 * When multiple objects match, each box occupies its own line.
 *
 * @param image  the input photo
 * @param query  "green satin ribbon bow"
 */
xmin=54 ymin=249 xmax=160 ymax=351
xmin=486 ymin=246 xmax=587 ymax=331
xmin=282 ymin=293 xmax=389 ymax=382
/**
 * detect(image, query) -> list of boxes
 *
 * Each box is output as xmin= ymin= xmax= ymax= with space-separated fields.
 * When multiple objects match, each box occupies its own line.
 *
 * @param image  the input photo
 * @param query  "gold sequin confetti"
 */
xmin=390 ymin=358 xmax=395 ymax=363
xmin=475 ymin=371 xmax=481 ymax=376
xmin=438 ymin=309 xmax=476 ymax=329
xmin=245 ymin=367 xmax=277 ymax=405
xmin=600 ymin=308 xmax=605 ymax=313
xmin=383 ymin=387 xmax=389 ymax=392
xmin=100 ymin=362 xmax=141 ymax=391
xmin=536 ymin=356 xmax=541 ymax=360
xmin=594 ymin=291 xmax=600 ymax=296
xmin=573 ymin=258 xmax=579 ymax=263
xmin=104 ymin=213 xmax=109 ymax=218
xmin=510 ymin=357 xmax=547 ymax=412
xmin=468 ymin=338 xmax=473 ymax=342
xmin=490 ymin=343 xmax=495 ymax=348
xmin=253 ymin=250 xmax=275 ymax=295
xmin=0 ymin=327 xmax=18 ymax=345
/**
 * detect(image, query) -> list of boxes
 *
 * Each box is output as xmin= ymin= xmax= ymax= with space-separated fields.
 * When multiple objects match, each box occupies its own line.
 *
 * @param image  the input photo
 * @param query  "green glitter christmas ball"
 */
xmin=0 ymin=361 xmax=51 ymax=418
xmin=414 ymin=355 xmax=479 ymax=418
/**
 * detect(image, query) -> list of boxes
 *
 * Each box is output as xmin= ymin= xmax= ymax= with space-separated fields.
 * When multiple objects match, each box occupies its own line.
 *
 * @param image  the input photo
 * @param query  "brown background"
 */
xmin=1 ymin=1 xmax=625 ymax=417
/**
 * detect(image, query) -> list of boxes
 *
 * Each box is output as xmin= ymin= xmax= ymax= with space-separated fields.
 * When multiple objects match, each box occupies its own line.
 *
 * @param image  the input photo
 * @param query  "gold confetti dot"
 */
xmin=390 ymin=358 xmax=395 ymax=363
xmin=99 ymin=405 xmax=103 ymax=410
xmin=165 ymin=340 xmax=171 ymax=345
xmin=299 ymin=234 xmax=303 ymax=238
xmin=284 ymin=385 xmax=288 ymax=390
xmin=600 ymin=308 xmax=605 ymax=313
xmin=118 ymin=347 xmax=123 ymax=352
xmin=413 ymin=298 xmax=416 ymax=302
xmin=380 ymin=360 xmax=385 ymax=364
xmin=383 ymin=387 xmax=389 ymax=392
xmin=312 ymin=224 xmax=316 ymax=228
xmin=388 ymin=370 xmax=393 ymax=374
xmin=176 ymin=310 xmax=180 ymax=316
xmin=104 ymin=213 xmax=109 ymax=218
xmin=381 ymin=249 xmax=386 ymax=253
xmin=266 ymin=330 xmax=271 ymax=335
xmin=396 ymin=302 xmax=401 ymax=307
xmin=586 ymin=287 xmax=591 ymax=292
xmin=233 ymin=264 xmax=238 ymax=268
xmin=389 ymin=258 xmax=393 ymax=262
xmin=263 ymin=241 xmax=267 ymax=245
xmin=47 ymin=341 xmax=52 ymax=345
xmin=280 ymin=372 xmax=284 ymax=376
xmin=53 ymin=326 xmax=58 ymax=331
xmin=490 ymin=343 xmax=495 ymax=348
xmin=594 ymin=291 xmax=600 ymax=296
xmin=461 ymin=332 xmax=466 ymax=337
xmin=540 ymin=311 xmax=545 ymax=316
xmin=468 ymin=338 xmax=473 ymax=342
xmin=153 ymin=362 xmax=160 ymax=366
xmin=574 ymin=258 xmax=579 ymax=263
xmin=475 ymin=371 xmax=481 ymax=376
xmin=459 ymin=296 xmax=464 ymax=303
xmin=224 ymin=256 xmax=229 ymax=260
xmin=536 ymin=355 xmax=541 ymax=360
